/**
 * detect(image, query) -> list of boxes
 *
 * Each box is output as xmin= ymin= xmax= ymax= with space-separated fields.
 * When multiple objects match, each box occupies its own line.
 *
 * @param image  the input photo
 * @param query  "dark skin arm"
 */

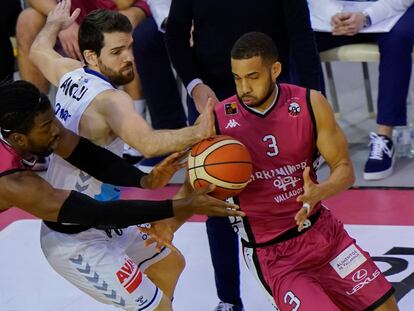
xmin=0 ymin=171 xmax=71 ymax=221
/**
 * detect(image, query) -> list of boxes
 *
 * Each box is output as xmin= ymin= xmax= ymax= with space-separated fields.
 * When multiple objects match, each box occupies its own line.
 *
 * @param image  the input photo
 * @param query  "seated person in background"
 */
xmin=308 ymin=0 xmax=414 ymax=180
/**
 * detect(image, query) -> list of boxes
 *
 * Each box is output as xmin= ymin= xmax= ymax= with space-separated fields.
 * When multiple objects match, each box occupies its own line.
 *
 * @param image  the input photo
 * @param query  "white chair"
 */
xmin=320 ymin=43 xmax=380 ymax=118
xmin=320 ymin=43 xmax=414 ymax=118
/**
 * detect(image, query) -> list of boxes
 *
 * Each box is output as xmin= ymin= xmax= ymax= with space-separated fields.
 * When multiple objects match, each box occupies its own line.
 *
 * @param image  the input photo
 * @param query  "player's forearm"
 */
xmin=64 ymin=137 xmax=146 ymax=188
xmin=28 ymin=0 xmax=57 ymax=16
xmin=57 ymin=191 xmax=175 ymax=226
xmin=139 ymin=127 xmax=201 ymax=158
xmin=317 ymin=162 xmax=355 ymax=200
xmin=30 ymin=20 xmax=60 ymax=60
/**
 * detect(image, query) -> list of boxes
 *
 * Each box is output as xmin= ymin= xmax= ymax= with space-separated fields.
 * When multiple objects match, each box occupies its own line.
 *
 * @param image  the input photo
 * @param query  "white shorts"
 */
xmin=40 ymin=223 xmax=171 ymax=311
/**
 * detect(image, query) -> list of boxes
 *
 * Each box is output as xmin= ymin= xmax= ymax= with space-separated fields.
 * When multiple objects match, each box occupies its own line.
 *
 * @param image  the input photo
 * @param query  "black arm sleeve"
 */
xmin=57 ymin=191 xmax=174 ymax=226
xmin=65 ymin=137 xmax=147 ymax=188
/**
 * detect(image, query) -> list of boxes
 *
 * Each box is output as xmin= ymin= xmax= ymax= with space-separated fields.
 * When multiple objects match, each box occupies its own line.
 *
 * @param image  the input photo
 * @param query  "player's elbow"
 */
xmin=28 ymin=45 xmax=40 ymax=66
xmin=344 ymin=162 xmax=355 ymax=188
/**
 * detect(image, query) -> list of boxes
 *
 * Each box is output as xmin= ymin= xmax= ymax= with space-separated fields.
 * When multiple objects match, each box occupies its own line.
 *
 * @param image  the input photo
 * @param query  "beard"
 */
xmin=29 ymin=135 xmax=59 ymax=157
xmin=98 ymin=60 xmax=134 ymax=86
xmin=238 ymin=79 xmax=275 ymax=108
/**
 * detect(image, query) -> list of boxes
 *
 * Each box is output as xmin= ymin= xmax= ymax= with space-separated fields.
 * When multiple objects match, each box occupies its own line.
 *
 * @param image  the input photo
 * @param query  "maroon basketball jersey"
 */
xmin=0 ymin=139 xmax=25 ymax=178
xmin=214 ymin=83 xmax=320 ymax=244
xmin=0 ymin=138 xmax=27 ymax=213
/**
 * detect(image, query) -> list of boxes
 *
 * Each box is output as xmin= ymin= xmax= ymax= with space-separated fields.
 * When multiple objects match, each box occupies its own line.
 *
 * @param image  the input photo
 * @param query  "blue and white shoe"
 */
xmin=214 ymin=302 xmax=244 ymax=311
xmin=363 ymin=132 xmax=395 ymax=180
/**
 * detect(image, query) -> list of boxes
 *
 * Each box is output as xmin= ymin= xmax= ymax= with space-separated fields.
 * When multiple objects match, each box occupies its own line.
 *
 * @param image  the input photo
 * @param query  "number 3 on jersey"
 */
xmin=263 ymin=134 xmax=279 ymax=157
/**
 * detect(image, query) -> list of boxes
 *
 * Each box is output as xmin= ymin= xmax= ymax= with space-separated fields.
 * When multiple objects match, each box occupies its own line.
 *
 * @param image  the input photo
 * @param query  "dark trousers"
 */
xmin=132 ymin=17 xmax=187 ymax=130
xmin=0 ymin=0 xmax=21 ymax=81
xmin=315 ymin=4 xmax=414 ymax=127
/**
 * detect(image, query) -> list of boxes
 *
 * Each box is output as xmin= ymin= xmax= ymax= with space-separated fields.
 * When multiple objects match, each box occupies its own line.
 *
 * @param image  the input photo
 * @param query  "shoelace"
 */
xmin=216 ymin=302 xmax=235 ymax=311
xmin=368 ymin=133 xmax=392 ymax=160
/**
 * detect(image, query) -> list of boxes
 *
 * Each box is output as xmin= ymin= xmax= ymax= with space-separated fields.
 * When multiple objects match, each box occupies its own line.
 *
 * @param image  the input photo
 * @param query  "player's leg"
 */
xmin=16 ymin=8 xmax=49 ymax=93
xmin=248 ymin=233 xmax=341 ymax=311
xmin=313 ymin=210 xmax=398 ymax=310
xmin=40 ymin=224 xmax=170 ymax=311
xmin=126 ymin=228 xmax=185 ymax=299
xmin=143 ymin=249 xmax=185 ymax=299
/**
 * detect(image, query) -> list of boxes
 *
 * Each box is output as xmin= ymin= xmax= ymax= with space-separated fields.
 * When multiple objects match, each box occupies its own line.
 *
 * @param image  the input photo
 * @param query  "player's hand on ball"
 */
xmin=173 ymin=184 xmax=245 ymax=218
xmin=195 ymin=98 xmax=216 ymax=140
xmin=141 ymin=150 xmax=188 ymax=189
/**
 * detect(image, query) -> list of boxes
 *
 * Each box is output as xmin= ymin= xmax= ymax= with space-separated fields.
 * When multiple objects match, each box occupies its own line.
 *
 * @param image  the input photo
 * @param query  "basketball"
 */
xmin=187 ymin=135 xmax=253 ymax=200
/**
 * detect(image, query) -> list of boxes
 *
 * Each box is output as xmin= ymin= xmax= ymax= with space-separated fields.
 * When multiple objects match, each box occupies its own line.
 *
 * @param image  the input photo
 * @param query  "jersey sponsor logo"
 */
xmin=54 ymin=103 xmax=72 ymax=122
xmin=273 ymin=176 xmax=301 ymax=192
xmin=352 ymin=269 xmax=368 ymax=282
xmin=225 ymin=102 xmax=238 ymax=115
xmin=288 ymin=102 xmax=301 ymax=117
xmin=116 ymin=257 xmax=143 ymax=293
xmin=250 ymin=161 xmax=307 ymax=182
xmin=274 ymin=187 xmax=303 ymax=203
xmin=60 ymin=76 xmax=88 ymax=101
xmin=272 ymin=176 xmax=303 ymax=203
xmin=330 ymin=244 xmax=367 ymax=279
xmin=346 ymin=269 xmax=381 ymax=295
xmin=225 ymin=119 xmax=241 ymax=129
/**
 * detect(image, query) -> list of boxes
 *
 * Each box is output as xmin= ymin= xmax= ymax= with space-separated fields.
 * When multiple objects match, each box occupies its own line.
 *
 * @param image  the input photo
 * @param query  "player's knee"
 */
xmin=172 ymin=250 xmax=186 ymax=274
xmin=153 ymin=294 xmax=173 ymax=311
xmin=16 ymin=8 xmax=46 ymax=51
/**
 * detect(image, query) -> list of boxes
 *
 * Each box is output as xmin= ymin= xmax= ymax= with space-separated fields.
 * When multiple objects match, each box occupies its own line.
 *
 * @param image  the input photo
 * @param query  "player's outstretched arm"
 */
xmin=0 ymin=171 xmax=243 ymax=225
xmin=29 ymin=0 xmax=81 ymax=86
xmin=101 ymin=91 xmax=215 ymax=158
xmin=53 ymin=123 xmax=183 ymax=188
xmin=295 ymin=90 xmax=355 ymax=230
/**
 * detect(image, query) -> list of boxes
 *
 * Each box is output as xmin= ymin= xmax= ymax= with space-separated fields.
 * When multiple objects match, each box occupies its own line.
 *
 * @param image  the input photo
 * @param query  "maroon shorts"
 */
xmin=243 ymin=208 xmax=394 ymax=311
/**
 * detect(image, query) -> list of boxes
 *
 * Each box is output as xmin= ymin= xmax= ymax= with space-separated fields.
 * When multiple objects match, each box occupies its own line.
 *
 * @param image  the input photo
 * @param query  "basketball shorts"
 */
xmin=40 ymin=223 xmax=170 ymax=311
xmin=242 ymin=208 xmax=394 ymax=311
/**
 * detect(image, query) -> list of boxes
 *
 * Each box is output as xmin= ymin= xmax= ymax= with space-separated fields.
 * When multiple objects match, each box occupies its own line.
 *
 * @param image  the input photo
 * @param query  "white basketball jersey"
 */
xmin=47 ymin=67 xmax=124 ymax=201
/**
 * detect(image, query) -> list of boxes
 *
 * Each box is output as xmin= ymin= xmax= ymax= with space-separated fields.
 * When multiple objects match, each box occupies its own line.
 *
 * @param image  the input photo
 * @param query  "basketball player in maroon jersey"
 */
xmin=0 ymin=80 xmax=243 ymax=226
xmin=147 ymin=32 xmax=399 ymax=310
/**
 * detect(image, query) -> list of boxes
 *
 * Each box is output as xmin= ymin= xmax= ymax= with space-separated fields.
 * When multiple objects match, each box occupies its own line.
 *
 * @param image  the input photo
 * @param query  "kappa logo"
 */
xmin=288 ymin=102 xmax=301 ymax=117
xmin=116 ymin=257 xmax=143 ymax=293
xmin=225 ymin=119 xmax=241 ymax=129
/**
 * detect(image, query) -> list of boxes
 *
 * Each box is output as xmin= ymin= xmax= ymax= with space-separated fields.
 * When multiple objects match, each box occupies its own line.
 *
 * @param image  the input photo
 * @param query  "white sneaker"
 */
xmin=214 ymin=302 xmax=244 ymax=311
xmin=363 ymin=132 xmax=395 ymax=180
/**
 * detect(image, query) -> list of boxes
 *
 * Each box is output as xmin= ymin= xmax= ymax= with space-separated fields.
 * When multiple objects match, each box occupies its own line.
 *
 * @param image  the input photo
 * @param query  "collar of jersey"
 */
xmin=83 ymin=67 xmax=117 ymax=88
xmin=241 ymin=83 xmax=280 ymax=118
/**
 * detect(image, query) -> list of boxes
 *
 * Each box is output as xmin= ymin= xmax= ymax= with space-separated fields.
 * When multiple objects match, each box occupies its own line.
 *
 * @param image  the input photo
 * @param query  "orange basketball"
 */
xmin=187 ymin=135 xmax=253 ymax=200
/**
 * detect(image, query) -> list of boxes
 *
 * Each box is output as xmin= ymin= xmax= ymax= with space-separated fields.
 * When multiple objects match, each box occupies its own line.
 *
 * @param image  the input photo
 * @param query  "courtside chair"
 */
xmin=320 ymin=43 xmax=380 ymax=118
